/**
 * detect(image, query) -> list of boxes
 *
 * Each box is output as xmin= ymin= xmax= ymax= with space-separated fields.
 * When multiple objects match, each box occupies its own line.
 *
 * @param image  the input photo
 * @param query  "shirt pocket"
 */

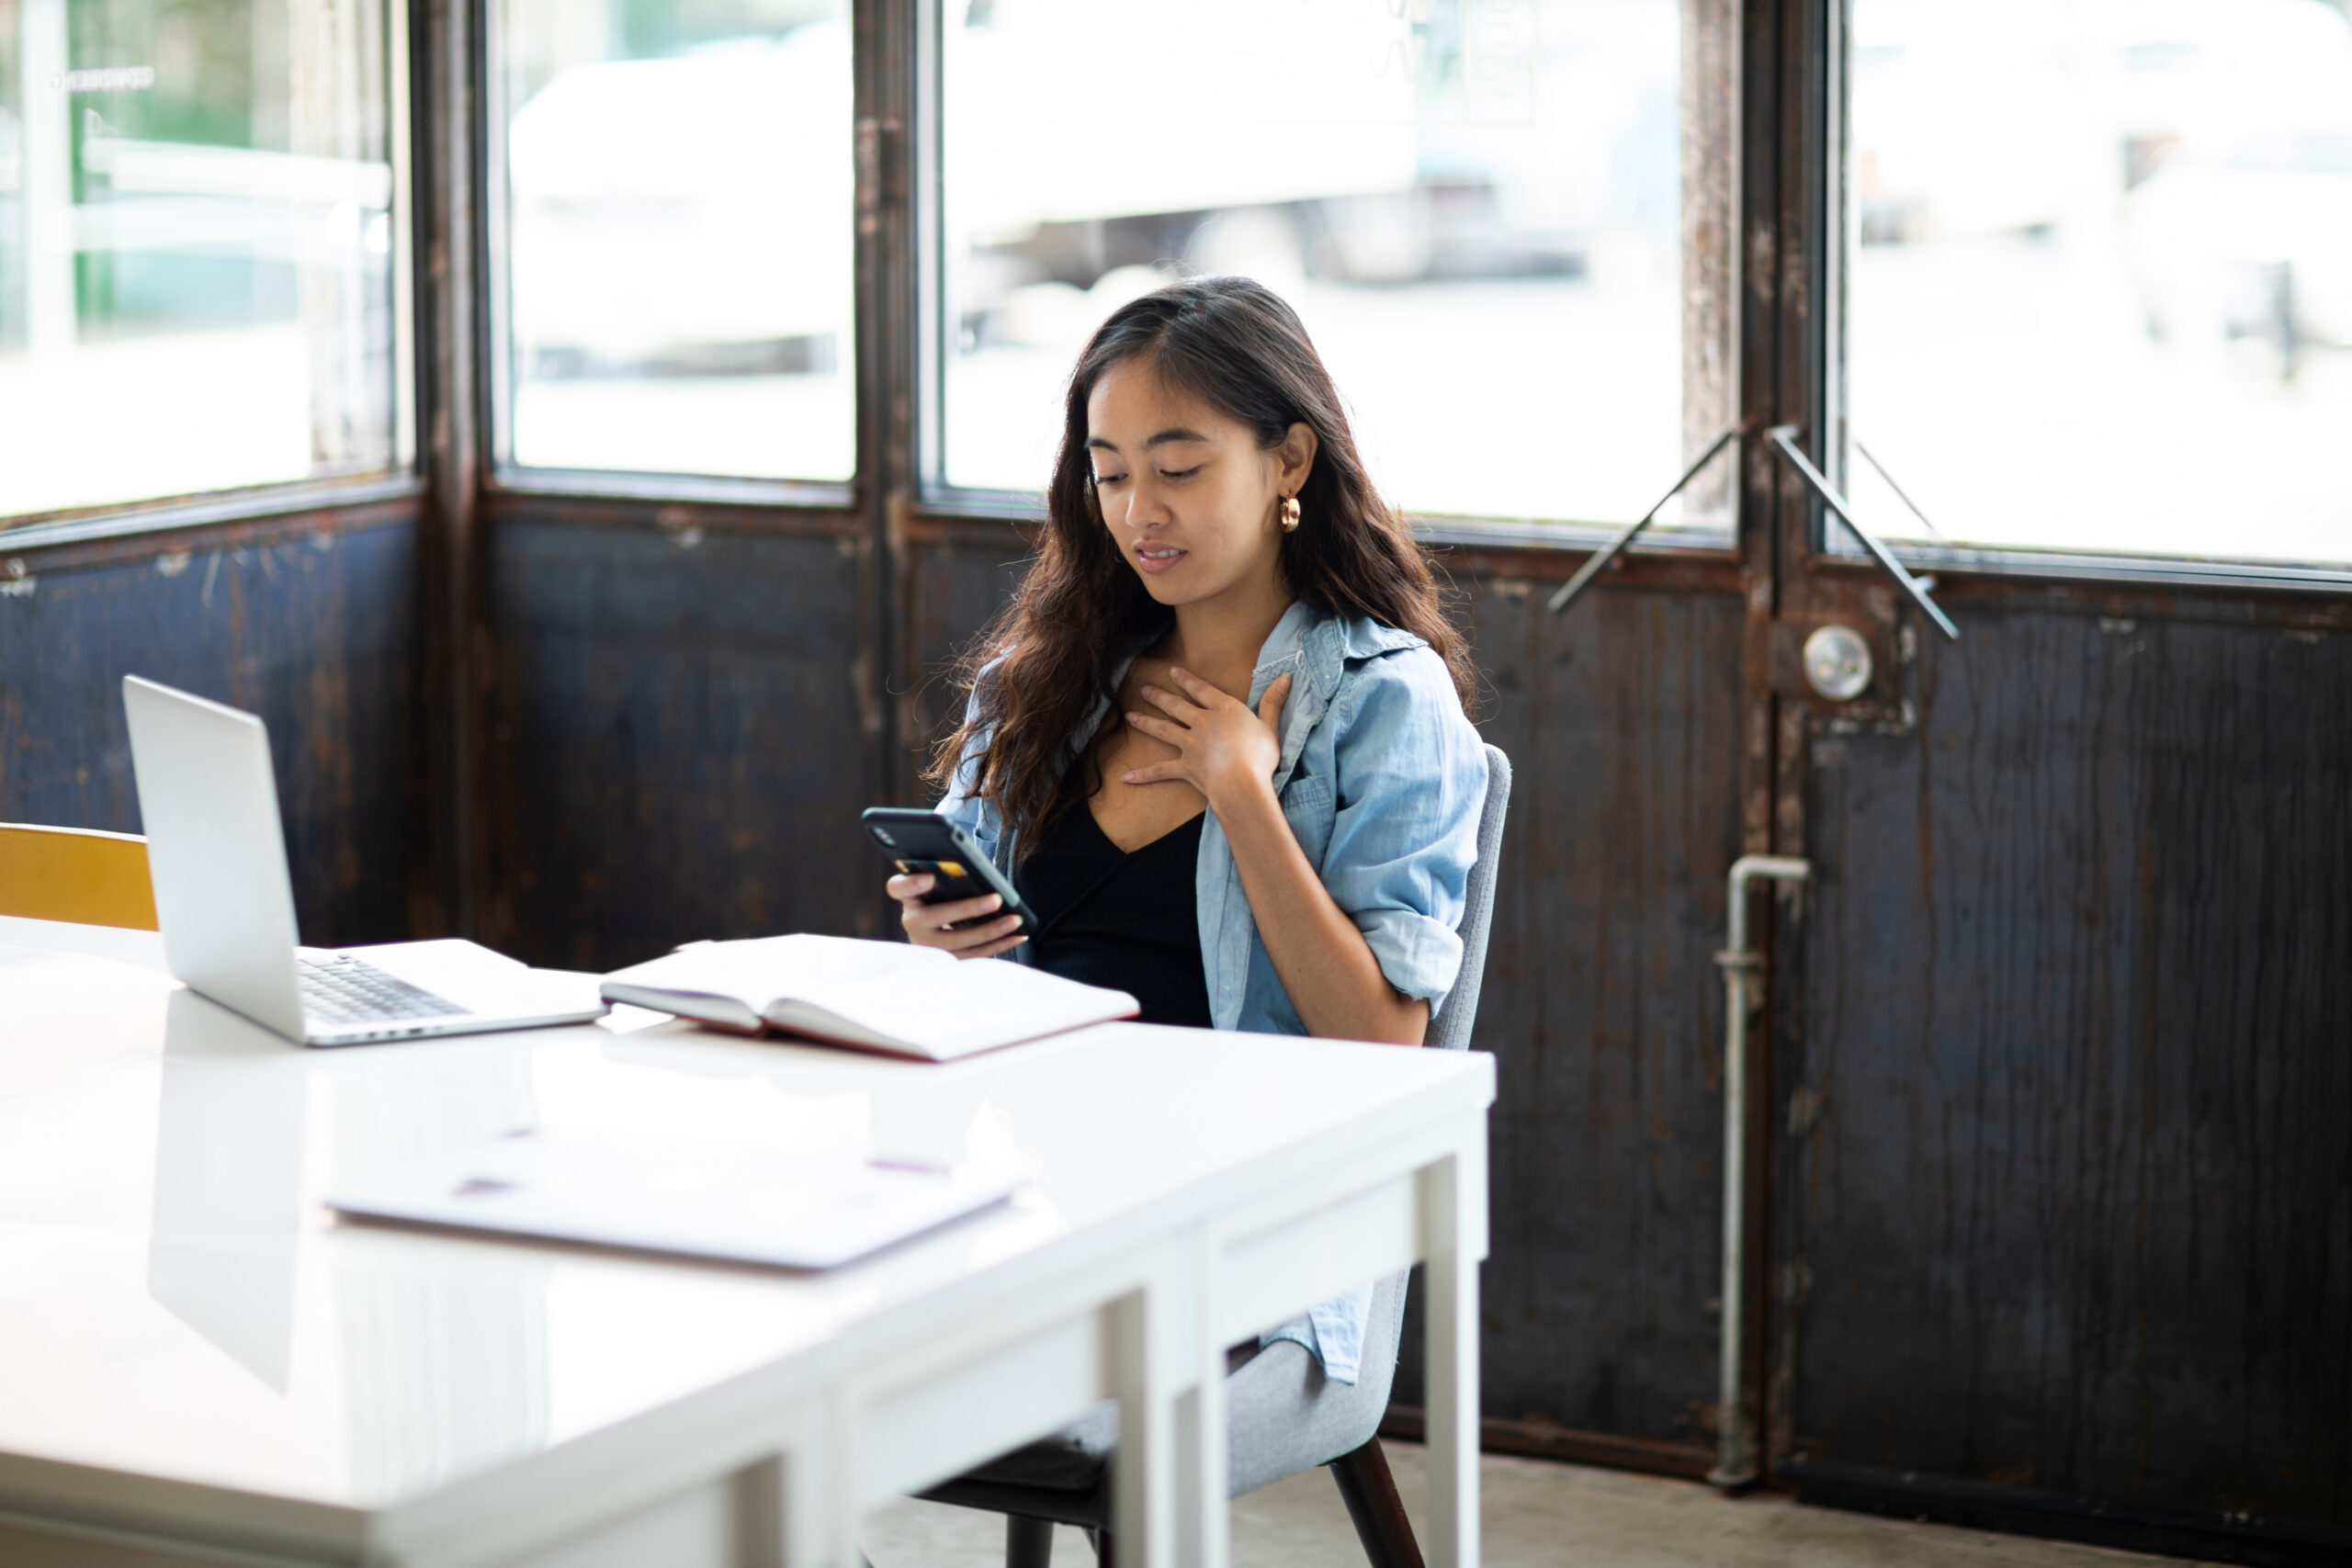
xmin=1278 ymin=772 xmax=1336 ymax=868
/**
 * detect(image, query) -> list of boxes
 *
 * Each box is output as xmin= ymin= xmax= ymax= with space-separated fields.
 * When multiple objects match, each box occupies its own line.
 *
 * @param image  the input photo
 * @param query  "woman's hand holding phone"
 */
xmin=888 ymin=872 xmax=1029 ymax=959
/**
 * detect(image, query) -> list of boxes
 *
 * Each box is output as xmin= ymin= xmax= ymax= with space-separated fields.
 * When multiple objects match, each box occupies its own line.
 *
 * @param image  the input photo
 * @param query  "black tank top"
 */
xmin=1016 ymin=804 xmax=1212 ymax=1029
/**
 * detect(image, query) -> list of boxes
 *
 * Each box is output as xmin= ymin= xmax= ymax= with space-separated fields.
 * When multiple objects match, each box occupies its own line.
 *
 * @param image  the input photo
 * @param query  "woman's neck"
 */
xmin=1161 ymin=575 xmax=1295 ymax=699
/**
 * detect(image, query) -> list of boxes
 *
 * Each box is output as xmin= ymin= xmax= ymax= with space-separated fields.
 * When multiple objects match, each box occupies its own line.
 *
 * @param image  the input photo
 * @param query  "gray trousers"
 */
xmin=958 ymin=1269 xmax=1409 ymax=1500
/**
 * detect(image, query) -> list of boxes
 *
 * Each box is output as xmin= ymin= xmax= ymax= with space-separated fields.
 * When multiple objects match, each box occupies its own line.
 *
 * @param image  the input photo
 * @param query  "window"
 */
xmin=0 ymin=0 xmax=410 ymax=522
xmin=931 ymin=0 xmax=1736 ymax=533
xmin=493 ymin=0 xmax=855 ymax=484
xmin=1836 ymin=0 xmax=2352 ymax=568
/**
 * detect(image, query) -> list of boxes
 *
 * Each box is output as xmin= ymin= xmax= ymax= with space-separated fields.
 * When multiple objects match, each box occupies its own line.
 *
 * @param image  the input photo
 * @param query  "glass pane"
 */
xmin=939 ymin=0 xmax=1734 ymax=529
xmin=0 ymin=0 xmax=406 ymax=521
xmin=497 ymin=0 xmax=854 ymax=482
xmin=1840 ymin=0 xmax=2352 ymax=565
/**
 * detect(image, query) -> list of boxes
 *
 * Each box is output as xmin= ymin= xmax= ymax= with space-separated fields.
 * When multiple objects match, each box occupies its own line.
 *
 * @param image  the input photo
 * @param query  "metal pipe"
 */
xmin=1711 ymin=853 xmax=1810 ymax=1489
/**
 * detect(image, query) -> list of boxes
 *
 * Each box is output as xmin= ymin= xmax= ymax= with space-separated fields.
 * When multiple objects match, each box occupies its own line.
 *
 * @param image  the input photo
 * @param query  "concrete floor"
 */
xmin=864 ymin=1443 xmax=2212 ymax=1568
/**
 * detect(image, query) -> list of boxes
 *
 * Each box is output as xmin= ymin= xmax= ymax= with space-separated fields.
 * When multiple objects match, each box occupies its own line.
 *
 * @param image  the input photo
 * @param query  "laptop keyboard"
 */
xmin=299 ymin=953 xmax=469 ymax=1026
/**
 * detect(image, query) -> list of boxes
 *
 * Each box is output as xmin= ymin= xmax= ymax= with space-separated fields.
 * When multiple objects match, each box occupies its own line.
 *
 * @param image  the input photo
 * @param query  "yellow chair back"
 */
xmin=0 ymin=824 xmax=161 ymax=931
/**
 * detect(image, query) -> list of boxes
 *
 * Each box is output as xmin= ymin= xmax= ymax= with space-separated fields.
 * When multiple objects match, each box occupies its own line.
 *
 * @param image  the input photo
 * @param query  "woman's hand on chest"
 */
xmin=1116 ymin=662 xmax=1295 ymax=819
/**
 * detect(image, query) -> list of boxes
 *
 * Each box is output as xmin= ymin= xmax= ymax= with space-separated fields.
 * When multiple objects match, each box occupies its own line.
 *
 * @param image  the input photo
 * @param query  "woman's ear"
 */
xmin=1277 ymin=421 xmax=1319 ymax=496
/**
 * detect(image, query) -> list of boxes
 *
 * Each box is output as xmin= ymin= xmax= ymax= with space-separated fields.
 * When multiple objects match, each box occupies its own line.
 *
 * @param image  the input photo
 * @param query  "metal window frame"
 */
xmin=471 ymin=0 xmax=861 ymax=508
xmin=0 ymin=475 xmax=426 ymax=558
xmin=1805 ymin=0 xmax=2352 ymax=598
xmin=478 ymin=0 xmax=516 ymax=491
xmin=8 ymin=0 xmax=2348 ymax=605
xmin=910 ymin=0 xmax=948 ymax=507
xmin=0 ymin=0 xmax=424 ymax=549
xmin=902 ymin=0 xmax=1747 ymax=562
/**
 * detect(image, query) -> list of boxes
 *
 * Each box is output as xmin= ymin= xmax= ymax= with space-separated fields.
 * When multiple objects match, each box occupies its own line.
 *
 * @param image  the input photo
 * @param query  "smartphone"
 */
xmin=863 ymin=807 xmax=1040 ymax=937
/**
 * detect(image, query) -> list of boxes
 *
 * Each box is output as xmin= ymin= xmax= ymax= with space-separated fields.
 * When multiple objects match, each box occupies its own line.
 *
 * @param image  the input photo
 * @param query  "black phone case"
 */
xmin=862 ymin=808 xmax=1040 ymax=935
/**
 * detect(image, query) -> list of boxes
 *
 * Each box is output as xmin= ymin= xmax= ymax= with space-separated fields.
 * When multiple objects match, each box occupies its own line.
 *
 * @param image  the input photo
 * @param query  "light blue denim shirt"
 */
xmin=936 ymin=600 xmax=1488 ymax=1383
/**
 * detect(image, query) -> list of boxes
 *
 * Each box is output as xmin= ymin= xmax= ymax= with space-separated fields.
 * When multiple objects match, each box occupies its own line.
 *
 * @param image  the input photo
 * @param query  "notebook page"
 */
xmin=605 ymin=933 xmax=955 ymax=1013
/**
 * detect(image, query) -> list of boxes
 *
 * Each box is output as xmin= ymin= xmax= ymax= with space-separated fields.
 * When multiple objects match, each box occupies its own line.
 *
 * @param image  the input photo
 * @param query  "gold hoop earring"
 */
xmin=1279 ymin=496 xmax=1302 ymax=533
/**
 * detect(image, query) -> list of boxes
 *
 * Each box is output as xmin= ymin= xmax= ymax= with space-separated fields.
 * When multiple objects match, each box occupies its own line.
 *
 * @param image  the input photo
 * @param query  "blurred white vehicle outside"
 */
xmin=947 ymin=0 xmax=1419 ymax=239
xmin=1849 ymin=0 xmax=2087 ymax=243
xmin=505 ymin=23 xmax=853 ymax=375
xmin=2128 ymin=130 xmax=2352 ymax=355
xmin=2120 ymin=1 xmax=2352 ymax=358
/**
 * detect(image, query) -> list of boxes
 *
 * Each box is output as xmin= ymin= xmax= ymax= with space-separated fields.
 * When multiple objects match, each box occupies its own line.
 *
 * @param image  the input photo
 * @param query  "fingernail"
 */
xmin=987 ymin=894 xmax=1002 ymax=909
xmin=1012 ymin=936 xmax=1028 ymax=946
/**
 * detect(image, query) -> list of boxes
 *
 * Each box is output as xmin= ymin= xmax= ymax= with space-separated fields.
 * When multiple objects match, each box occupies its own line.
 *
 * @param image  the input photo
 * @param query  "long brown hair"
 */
xmin=931 ymin=276 xmax=1474 ymax=857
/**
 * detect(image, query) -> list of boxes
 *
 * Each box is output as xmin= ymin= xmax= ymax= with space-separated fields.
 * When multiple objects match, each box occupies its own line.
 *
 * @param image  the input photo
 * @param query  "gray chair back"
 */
xmin=1425 ymin=744 xmax=1511 ymax=1055
xmin=1306 ymin=743 xmax=1510 ymax=1468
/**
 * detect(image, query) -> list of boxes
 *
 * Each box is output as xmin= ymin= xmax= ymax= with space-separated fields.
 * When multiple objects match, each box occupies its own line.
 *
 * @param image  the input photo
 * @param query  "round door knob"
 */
xmin=1803 ymin=624 xmax=1873 ymax=702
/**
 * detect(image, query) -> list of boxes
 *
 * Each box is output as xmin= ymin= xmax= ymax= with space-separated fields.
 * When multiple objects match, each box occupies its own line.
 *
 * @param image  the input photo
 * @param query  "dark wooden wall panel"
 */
xmin=898 ymin=529 xmax=1035 ymax=795
xmin=1388 ymin=577 xmax=1747 ymax=1454
xmin=484 ymin=522 xmax=874 ymax=972
xmin=0 ymin=521 xmax=421 ymax=945
xmin=1785 ymin=606 xmax=2352 ymax=1524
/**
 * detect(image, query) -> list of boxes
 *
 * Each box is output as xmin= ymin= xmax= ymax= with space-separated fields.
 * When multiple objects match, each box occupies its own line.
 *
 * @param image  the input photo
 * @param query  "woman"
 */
xmin=888 ymin=276 xmax=1487 ymax=1386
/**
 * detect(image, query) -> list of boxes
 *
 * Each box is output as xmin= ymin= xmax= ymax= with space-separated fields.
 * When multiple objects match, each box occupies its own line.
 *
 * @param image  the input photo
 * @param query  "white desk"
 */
xmin=0 ymin=928 xmax=1491 ymax=1568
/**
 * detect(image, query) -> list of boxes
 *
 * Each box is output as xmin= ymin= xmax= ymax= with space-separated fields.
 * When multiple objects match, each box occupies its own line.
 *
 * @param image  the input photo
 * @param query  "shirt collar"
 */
xmin=1249 ymin=603 xmax=1338 ymax=787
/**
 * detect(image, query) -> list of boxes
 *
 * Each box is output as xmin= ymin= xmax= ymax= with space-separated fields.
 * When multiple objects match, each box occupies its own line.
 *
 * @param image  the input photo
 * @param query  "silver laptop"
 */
xmin=123 ymin=675 xmax=607 ymax=1046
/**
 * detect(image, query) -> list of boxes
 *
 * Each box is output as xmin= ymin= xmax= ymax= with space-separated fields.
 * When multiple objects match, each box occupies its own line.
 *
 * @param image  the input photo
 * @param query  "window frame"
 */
xmin=12 ymin=0 xmax=2341 ymax=602
xmin=0 ymin=474 xmax=426 ymax=557
xmin=0 ymin=0 xmax=424 ymax=547
xmin=1807 ymin=0 xmax=2352 ymax=598
xmin=473 ymin=0 xmax=858 ymax=511
xmin=904 ymin=0 xmax=1747 ymax=563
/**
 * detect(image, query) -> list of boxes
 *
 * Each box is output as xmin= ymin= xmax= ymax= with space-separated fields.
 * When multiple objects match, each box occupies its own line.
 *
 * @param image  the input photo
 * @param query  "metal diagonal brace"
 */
xmin=1855 ymin=438 xmax=1944 ymax=540
xmin=1546 ymin=423 xmax=1747 ymax=615
xmin=1764 ymin=424 xmax=1960 ymax=640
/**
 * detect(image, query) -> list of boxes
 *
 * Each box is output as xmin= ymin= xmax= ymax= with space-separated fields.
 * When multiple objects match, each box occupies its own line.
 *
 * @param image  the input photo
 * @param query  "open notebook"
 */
xmin=600 ymin=934 xmax=1136 ymax=1060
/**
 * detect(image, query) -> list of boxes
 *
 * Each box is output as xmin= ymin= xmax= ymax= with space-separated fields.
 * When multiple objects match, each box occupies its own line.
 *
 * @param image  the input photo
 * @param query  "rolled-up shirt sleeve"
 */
xmin=1321 ymin=649 xmax=1487 ymax=1019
